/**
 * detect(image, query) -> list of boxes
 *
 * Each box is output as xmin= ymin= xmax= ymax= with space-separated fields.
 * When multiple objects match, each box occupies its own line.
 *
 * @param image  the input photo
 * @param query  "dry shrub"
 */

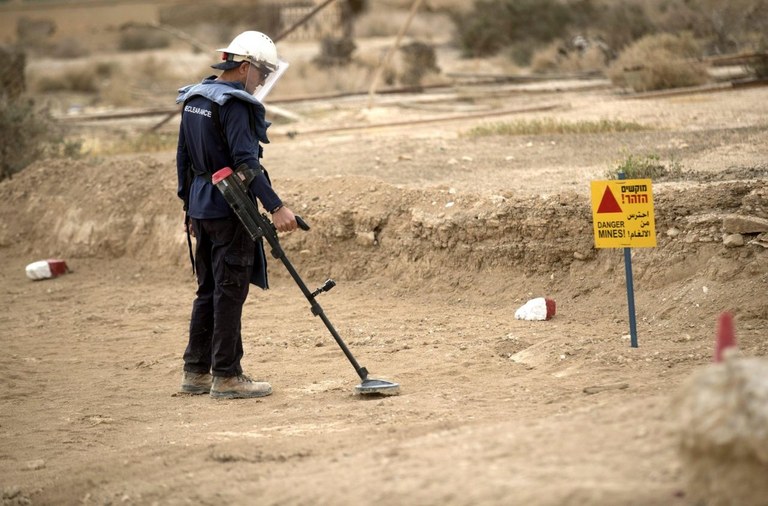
xmin=94 ymin=61 xmax=118 ymax=79
xmin=119 ymin=27 xmax=171 ymax=52
xmin=529 ymin=44 xmax=562 ymax=74
xmin=608 ymin=32 xmax=709 ymax=92
xmin=637 ymin=0 xmax=768 ymax=54
xmin=135 ymin=55 xmax=177 ymax=82
xmin=16 ymin=17 xmax=56 ymax=48
xmin=0 ymin=97 xmax=52 ymax=180
xmin=0 ymin=45 xmax=26 ymax=98
xmin=0 ymin=97 xmax=82 ymax=181
xmin=47 ymin=37 xmax=90 ymax=59
xmin=589 ymin=0 xmax=654 ymax=52
xmin=671 ymin=0 xmax=768 ymax=54
xmin=97 ymin=64 xmax=135 ymax=108
xmin=1 ymin=42 xmax=84 ymax=180
xmin=313 ymin=37 xmax=357 ymax=66
xmin=449 ymin=0 xmax=579 ymax=59
xmin=748 ymin=40 xmax=768 ymax=78
xmin=400 ymin=41 xmax=440 ymax=86
xmin=32 ymin=65 xmax=99 ymax=93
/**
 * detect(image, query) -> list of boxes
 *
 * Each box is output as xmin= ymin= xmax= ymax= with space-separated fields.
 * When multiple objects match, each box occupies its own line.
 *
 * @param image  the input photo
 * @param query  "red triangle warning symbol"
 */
xmin=597 ymin=186 xmax=622 ymax=213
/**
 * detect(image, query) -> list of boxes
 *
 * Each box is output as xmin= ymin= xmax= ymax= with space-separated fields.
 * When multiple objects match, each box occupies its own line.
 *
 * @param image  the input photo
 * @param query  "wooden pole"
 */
xmin=366 ymin=0 xmax=424 ymax=109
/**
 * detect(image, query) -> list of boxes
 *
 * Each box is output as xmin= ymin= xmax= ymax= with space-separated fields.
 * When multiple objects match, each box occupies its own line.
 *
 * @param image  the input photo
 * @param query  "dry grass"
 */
xmin=31 ymin=65 xmax=100 ymax=94
xmin=605 ymin=152 xmax=684 ymax=180
xmin=465 ymin=118 xmax=650 ymax=137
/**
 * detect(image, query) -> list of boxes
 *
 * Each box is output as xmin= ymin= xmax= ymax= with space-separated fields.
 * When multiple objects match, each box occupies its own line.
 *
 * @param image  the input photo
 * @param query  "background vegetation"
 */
xmin=447 ymin=0 xmax=768 ymax=89
xmin=449 ymin=0 xmax=768 ymax=61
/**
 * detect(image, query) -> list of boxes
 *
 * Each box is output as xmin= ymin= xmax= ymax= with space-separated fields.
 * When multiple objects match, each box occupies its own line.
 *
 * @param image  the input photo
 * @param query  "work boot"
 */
xmin=180 ymin=371 xmax=213 ymax=395
xmin=210 ymin=374 xmax=272 ymax=399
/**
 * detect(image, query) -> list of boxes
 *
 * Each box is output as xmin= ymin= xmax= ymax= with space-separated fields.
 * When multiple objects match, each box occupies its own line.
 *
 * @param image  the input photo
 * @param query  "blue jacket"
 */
xmin=176 ymin=78 xmax=282 ymax=219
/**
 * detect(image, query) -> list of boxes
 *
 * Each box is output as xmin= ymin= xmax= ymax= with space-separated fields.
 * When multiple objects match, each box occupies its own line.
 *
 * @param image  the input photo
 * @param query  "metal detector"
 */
xmin=212 ymin=166 xmax=400 ymax=396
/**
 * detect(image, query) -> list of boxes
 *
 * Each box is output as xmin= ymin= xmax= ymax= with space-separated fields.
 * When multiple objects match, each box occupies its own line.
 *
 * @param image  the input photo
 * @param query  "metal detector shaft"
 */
xmin=211 ymin=167 xmax=369 ymax=382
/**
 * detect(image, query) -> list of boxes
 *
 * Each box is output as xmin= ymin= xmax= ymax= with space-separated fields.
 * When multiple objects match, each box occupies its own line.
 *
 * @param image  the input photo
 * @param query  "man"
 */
xmin=175 ymin=31 xmax=297 ymax=399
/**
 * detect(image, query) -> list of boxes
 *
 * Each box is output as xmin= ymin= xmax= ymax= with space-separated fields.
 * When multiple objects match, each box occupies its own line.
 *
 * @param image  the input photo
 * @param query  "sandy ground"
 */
xmin=2 ymin=61 xmax=768 ymax=506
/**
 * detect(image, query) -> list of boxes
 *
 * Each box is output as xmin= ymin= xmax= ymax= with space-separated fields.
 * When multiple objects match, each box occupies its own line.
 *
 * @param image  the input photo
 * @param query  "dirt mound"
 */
xmin=2 ymin=155 xmax=766 ymax=328
xmin=2 ymin=156 xmax=765 ymax=283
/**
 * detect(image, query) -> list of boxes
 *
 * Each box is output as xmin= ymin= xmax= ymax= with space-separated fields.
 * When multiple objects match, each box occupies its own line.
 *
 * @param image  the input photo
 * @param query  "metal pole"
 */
xmin=618 ymin=171 xmax=639 ymax=348
xmin=366 ymin=0 xmax=424 ymax=108
xmin=212 ymin=168 xmax=370 ymax=381
xmin=623 ymin=247 xmax=638 ymax=348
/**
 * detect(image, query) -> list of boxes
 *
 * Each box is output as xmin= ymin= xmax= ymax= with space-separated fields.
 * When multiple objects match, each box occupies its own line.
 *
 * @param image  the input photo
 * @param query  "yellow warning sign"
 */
xmin=590 ymin=179 xmax=656 ymax=248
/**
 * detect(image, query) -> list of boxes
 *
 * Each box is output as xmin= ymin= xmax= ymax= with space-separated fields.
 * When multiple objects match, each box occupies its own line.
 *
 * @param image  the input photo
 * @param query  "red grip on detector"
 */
xmin=212 ymin=167 xmax=233 ymax=185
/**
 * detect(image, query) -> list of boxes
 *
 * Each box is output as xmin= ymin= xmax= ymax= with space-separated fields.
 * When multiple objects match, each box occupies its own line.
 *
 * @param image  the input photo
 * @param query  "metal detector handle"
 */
xmin=296 ymin=215 xmax=310 ymax=231
xmin=263 ymin=213 xmax=309 ymax=236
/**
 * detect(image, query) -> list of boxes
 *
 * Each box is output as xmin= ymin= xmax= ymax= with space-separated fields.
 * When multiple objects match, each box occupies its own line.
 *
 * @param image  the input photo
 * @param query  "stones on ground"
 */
xmin=583 ymin=383 xmax=629 ymax=394
xmin=23 ymin=460 xmax=45 ymax=471
xmin=723 ymin=233 xmax=744 ymax=247
xmin=675 ymin=357 xmax=768 ymax=506
xmin=722 ymin=214 xmax=768 ymax=234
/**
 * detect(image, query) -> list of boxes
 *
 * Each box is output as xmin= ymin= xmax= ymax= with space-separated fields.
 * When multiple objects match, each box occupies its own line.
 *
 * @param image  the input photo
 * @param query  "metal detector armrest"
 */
xmin=212 ymin=167 xmax=309 ymax=242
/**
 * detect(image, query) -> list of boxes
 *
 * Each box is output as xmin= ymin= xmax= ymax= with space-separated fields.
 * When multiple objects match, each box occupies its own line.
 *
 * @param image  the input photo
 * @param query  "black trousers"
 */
xmin=183 ymin=217 xmax=255 ymax=377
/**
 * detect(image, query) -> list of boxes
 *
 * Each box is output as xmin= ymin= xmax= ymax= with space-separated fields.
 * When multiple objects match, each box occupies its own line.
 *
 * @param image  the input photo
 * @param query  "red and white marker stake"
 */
xmin=25 ymin=259 xmax=70 ymax=281
xmin=713 ymin=312 xmax=736 ymax=362
xmin=514 ymin=297 xmax=556 ymax=321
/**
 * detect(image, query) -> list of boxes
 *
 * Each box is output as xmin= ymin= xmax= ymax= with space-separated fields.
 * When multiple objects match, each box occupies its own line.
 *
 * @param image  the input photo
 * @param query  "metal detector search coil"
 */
xmin=212 ymin=167 xmax=400 ymax=396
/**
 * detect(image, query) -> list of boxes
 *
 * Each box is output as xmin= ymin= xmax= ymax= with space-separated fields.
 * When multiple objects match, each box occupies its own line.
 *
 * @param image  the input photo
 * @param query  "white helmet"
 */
xmin=212 ymin=31 xmax=279 ymax=72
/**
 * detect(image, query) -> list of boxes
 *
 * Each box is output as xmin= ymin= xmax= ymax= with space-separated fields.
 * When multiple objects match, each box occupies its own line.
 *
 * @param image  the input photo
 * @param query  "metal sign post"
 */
xmin=590 ymin=174 xmax=656 ymax=347
xmin=622 ymin=239 xmax=639 ymax=348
